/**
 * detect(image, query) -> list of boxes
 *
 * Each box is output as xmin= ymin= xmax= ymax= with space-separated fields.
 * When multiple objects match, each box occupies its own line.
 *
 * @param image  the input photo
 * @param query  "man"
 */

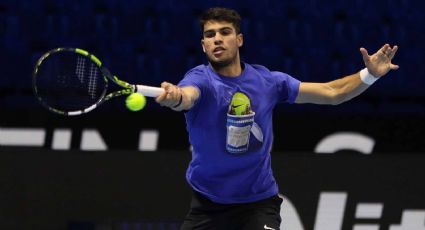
xmin=156 ymin=7 xmax=398 ymax=230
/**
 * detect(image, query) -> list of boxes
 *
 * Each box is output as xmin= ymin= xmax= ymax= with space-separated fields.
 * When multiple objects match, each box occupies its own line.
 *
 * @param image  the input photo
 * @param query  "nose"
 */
xmin=213 ymin=33 xmax=223 ymax=44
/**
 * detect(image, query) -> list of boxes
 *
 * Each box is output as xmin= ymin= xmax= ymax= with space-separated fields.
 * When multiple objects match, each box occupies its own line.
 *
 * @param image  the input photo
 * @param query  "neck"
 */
xmin=210 ymin=54 xmax=242 ymax=77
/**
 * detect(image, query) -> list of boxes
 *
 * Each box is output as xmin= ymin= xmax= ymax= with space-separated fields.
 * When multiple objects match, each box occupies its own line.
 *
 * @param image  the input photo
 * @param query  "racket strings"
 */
xmin=76 ymin=56 xmax=99 ymax=99
xmin=87 ymin=62 xmax=98 ymax=99
xmin=34 ymin=51 xmax=107 ymax=112
xmin=75 ymin=56 xmax=86 ymax=83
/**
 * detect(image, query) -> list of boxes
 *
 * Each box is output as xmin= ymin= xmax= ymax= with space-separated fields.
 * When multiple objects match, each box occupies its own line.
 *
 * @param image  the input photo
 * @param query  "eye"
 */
xmin=220 ymin=29 xmax=233 ymax=36
xmin=203 ymin=31 xmax=216 ymax=38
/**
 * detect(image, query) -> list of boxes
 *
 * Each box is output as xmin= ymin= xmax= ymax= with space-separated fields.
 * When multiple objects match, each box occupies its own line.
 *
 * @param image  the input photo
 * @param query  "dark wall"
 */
xmin=1 ymin=2 xmax=424 ymax=230
xmin=1 ymin=0 xmax=424 ymax=113
xmin=0 ymin=149 xmax=424 ymax=230
xmin=1 ymin=110 xmax=424 ymax=153
xmin=1 ymin=1 xmax=424 ymax=154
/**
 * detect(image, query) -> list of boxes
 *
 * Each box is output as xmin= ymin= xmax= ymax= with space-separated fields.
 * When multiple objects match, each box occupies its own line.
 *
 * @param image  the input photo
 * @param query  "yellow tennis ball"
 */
xmin=126 ymin=93 xmax=146 ymax=111
xmin=230 ymin=92 xmax=251 ymax=115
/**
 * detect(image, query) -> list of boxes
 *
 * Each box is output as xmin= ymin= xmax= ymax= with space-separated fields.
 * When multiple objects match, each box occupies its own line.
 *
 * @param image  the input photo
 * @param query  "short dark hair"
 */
xmin=199 ymin=7 xmax=242 ymax=34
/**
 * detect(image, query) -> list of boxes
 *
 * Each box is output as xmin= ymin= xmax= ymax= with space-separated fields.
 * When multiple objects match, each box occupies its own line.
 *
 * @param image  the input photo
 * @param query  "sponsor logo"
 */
xmin=281 ymin=192 xmax=425 ymax=230
xmin=231 ymin=104 xmax=244 ymax=109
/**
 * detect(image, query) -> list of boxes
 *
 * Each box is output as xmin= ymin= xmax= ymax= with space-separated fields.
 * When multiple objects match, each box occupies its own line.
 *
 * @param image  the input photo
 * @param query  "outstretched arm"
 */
xmin=295 ymin=44 xmax=399 ymax=105
xmin=155 ymin=82 xmax=200 ymax=111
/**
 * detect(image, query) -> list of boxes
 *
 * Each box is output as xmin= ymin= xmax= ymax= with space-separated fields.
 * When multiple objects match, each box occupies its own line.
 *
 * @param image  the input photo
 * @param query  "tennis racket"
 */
xmin=32 ymin=47 xmax=164 ymax=116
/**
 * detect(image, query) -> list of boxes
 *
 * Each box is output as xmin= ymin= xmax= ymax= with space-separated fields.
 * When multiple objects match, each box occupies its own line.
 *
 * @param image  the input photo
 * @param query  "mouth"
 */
xmin=213 ymin=47 xmax=226 ymax=55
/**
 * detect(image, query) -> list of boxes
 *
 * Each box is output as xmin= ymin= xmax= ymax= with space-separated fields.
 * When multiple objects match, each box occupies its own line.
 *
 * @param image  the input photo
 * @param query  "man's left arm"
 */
xmin=295 ymin=44 xmax=399 ymax=105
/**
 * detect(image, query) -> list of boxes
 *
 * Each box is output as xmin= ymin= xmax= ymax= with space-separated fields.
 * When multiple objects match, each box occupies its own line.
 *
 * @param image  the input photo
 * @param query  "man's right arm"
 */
xmin=155 ymin=82 xmax=200 ymax=111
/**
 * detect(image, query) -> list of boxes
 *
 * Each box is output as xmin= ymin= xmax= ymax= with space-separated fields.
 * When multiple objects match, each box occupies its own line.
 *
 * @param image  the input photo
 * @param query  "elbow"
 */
xmin=329 ymin=91 xmax=347 ymax=105
xmin=331 ymin=99 xmax=344 ymax=105
xmin=330 ymin=96 xmax=344 ymax=105
xmin=323 ymin=84 xmax=346 ymax=105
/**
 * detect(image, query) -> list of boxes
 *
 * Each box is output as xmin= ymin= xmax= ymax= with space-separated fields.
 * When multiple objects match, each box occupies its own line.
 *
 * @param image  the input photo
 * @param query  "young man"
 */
xmin=156 ymin=7 xmax=399 ymax=230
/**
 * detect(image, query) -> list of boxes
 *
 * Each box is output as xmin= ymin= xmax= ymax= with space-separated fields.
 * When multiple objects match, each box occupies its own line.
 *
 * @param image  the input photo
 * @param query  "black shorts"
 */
xmin=180 ymin=191 xmax=283 ymax=230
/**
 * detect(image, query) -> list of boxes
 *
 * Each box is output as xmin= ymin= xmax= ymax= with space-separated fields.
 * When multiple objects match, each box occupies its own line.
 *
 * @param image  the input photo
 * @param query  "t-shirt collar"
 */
xmin=207 ymin=62 xmax=247 ymax=82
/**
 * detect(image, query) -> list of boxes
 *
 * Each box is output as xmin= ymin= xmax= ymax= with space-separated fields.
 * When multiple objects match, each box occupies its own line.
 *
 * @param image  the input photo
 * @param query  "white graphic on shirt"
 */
xmin=227 ymin=125 xmax=251 ymax=147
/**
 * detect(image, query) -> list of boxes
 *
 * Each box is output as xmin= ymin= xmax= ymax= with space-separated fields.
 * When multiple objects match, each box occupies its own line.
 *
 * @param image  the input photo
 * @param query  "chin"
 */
xmin=208 ymin=56 xmax=233 ymax=68
xmin=210 ymin=59 xmax=232 ymax=69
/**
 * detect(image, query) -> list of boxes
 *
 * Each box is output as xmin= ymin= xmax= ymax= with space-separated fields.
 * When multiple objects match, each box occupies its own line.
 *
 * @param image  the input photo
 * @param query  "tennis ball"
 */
xmin=126 ymin=93 xmax=146 ymax=111
xmin=230 ymin=92 xmax=251 ymax=115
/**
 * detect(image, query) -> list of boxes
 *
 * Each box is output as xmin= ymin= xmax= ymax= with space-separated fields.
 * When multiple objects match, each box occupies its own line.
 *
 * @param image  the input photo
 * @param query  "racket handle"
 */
xmin=134 ymin=85 xmax=165 ymax=97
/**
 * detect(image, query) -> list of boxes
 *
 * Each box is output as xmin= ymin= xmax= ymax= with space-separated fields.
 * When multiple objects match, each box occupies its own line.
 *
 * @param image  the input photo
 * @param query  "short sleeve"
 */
xmin=177 ymin=65 xmax=209 ymax=109
xmin=271 ymin=71 xmax=301 ymax=103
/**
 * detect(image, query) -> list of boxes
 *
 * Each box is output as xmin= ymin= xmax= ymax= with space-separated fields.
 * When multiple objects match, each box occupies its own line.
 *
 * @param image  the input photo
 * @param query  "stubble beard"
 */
xmin=207 ymin=52 xmax=238 ymax=71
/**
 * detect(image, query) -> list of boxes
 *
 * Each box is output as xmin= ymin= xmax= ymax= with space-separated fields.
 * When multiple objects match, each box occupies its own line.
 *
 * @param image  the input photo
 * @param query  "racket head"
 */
xmin=32 ymin=48 xmax=130 ymax=116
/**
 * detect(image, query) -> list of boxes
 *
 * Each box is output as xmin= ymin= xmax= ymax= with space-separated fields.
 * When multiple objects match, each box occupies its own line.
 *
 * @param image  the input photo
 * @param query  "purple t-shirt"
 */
xmin=178 ymin=63 xmax=300 ymax=204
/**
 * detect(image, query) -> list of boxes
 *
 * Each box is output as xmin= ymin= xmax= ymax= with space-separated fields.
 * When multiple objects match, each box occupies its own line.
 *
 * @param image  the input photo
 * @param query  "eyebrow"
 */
xmin=203 ymin=27 xmax=234 ymax=33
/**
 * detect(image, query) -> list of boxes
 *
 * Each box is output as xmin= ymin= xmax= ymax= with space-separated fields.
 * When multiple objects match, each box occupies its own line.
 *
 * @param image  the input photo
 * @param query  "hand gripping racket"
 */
xmin=32 ymin=48 xmax=164 ymax=116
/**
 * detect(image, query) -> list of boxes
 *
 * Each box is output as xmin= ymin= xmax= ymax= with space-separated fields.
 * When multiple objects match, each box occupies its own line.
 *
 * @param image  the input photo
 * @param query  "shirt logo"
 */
xmin=231 ymin=104 xmax=243 ymax=109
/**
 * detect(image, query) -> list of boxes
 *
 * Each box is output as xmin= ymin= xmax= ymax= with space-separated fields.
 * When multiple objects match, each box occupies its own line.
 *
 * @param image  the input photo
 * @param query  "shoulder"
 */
xmin=245 ymin=63 xmax=294 ymax=82
xmin=178 ymin=64 xmax=211 ymax=93
xmin=246 ymin=63 xmax=273 ymax=75
xmin=184 ymin=64 xmax=208 ymax=77
xmin=245 ymin=63 xmax=292 ymax=80
xmin=179 ymin=65 xmax=209 ymax=85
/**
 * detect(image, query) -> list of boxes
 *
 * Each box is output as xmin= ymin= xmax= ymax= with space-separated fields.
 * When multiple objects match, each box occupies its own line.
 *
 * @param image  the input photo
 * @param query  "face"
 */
xmin=201 ymin=20 xmax=243 ymax=68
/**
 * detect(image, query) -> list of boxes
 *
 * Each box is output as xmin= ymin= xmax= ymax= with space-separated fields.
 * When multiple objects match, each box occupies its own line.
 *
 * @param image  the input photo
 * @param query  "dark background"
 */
xmin=1 ymin=0 xmax=424 ymax=229
xmin=1 ymin=0 xmax=424 ymax=113
xmin=1 ymin=150 xmax=424 ymax=230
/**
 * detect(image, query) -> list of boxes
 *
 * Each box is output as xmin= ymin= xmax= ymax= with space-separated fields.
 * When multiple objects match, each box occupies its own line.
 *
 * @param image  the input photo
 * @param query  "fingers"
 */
xmin=380 ymin=44 xmax=398 ymax=60
xmin=155 ymin=82 xmax=169 ymax=103
xmin=380 ymin=43 xmax=389 ymax=52
xmin=359 ymin=47 xmax=370 ymax=64
xmin=390 ymin=63 xmax=400 ymax=70
xmin=155 ymin=91 xmax=167 ymax=103
xmin=363 ymin=44 xmax=399 ymax=64
xmin=382 ymin=44 xmax=399 ymax=69
xmin=156 ymin=81 xmax=182 ymax=108
xmin=389 ymin=45 xmax=399 ymax=69
xmin=388 ymin=45 xmax=398 ymax=60
xmin=381 ymin=44 xmax=391 ymax=56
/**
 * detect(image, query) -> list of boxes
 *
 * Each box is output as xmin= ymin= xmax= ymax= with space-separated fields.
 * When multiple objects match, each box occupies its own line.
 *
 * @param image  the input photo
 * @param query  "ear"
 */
xmin=201 ymin=39 xmax=206 ymax=53
xmin=237 ymin=33 xmax=243 ymax=48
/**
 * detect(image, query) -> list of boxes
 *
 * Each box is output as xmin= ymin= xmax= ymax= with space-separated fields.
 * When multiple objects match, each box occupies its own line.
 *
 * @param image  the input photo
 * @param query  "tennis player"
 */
xmin=156 ymin=7 xmax=398 ymax=230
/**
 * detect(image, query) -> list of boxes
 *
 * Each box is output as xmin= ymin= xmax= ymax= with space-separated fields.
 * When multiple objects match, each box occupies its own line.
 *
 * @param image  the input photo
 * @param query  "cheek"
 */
xmin=228 ymin=40 xmax=240 ymax=51
xmin=203 ymin=42 xmax=213 ymax=52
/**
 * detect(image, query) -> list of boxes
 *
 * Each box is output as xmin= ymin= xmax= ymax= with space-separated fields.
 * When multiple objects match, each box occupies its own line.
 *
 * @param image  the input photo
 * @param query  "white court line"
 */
xmin=0 ymin=128 xmax=45 ymax=146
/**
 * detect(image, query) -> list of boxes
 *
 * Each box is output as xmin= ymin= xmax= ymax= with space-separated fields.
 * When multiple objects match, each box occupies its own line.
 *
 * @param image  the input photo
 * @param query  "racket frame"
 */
xmin=32 ymin=47 xmax=162 ymax=116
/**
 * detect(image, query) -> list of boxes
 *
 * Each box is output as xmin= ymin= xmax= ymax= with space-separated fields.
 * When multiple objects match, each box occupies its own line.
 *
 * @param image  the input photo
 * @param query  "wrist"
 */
xmin=359 ymin=68 xmax=378 ymax=85
xmin=172 ymin=89 xmax=183 ymax=109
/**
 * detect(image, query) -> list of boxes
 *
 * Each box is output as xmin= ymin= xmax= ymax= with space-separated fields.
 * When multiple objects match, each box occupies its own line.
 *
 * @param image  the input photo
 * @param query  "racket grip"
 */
xmin=134 ymin=85 xmax=165 ymax=97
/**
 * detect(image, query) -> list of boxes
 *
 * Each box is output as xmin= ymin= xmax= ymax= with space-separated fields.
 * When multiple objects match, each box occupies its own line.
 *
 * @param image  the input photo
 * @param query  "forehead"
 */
xmin=203 ymin=20 xmax=235 ymax=31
